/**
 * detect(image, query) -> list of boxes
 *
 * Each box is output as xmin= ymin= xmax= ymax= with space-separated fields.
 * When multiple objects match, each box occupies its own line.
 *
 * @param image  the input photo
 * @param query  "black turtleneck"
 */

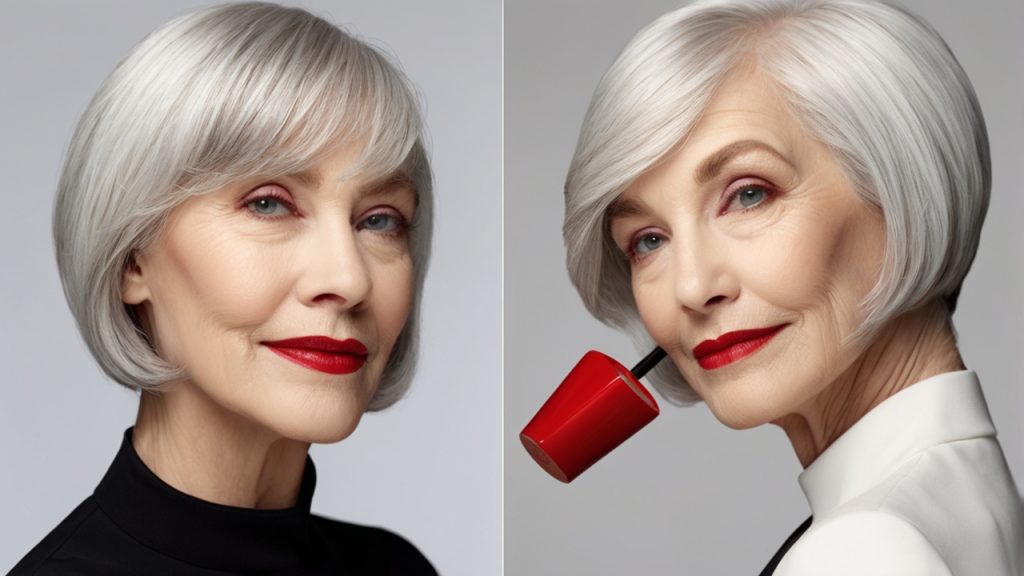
xmin=8 ymin=428 xmax=437 ymax=575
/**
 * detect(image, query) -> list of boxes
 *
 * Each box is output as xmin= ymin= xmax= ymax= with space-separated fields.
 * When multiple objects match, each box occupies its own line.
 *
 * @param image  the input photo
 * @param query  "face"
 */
xmin=122 ymin=145 xmax=415 ymax=443
xmin=608 ymin=64 xmax=886 ymax=429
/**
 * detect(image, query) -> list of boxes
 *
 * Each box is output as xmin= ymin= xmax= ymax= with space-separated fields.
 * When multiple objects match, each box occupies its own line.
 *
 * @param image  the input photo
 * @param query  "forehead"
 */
xmin=682 ymin=64 xmax=803 ymax=171
xmin=281 ymin=142 xmax=417 ymax=198
xmin=619 ymin=63 xmax=812 ymax=202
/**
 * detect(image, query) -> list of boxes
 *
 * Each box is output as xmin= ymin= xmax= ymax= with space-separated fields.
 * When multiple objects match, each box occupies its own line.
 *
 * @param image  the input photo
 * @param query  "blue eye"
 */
xmin=247 ymin=197 xmax=290 ymax=218
xmin=358 ymin=212 xmax=405 ymax=233
xmin=732 ymin=185 xmax=767 ymax=209
xmin=632 ymin=233 xmax=664 ymax=256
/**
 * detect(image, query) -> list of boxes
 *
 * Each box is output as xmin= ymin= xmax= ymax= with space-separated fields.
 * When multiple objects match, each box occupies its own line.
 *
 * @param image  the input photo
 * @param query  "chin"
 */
xmin=691 ymin=373 xmax=787 ymax=431
xmin=705 ymin=399 xmax=773 ymax=430
xmin=251 ymin=392 xmax=373 ymax=445
xmin=269 ymin=411 xmax=367 ymax=444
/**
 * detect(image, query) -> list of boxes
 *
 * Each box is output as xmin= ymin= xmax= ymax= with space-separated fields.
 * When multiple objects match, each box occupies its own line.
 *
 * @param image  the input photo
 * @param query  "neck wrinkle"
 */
xmin=780 ymin=303 xmax=965 ymax=468
xmin=133 ymin=382 xmax=311 ymax=510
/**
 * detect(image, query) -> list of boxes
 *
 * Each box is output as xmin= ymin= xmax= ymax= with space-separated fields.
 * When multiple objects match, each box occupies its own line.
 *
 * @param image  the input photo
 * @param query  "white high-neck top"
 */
xmin=777 ymin=370 xmax=1024 ymax=576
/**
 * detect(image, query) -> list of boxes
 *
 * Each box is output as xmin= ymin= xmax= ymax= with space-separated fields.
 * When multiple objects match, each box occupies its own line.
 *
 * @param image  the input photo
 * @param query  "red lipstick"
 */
xmin=263 ymin=336 xmax=368 ymax=375
xmin=693 ymin=325 xmax=786 ymax=370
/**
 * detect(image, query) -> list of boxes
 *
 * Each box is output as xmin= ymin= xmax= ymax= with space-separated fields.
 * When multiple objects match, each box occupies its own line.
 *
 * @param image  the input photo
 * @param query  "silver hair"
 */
xmin=564 ymin=0 xmax=989 ymax=404
xmin=54 ymin=2 xmax=432 ymax=411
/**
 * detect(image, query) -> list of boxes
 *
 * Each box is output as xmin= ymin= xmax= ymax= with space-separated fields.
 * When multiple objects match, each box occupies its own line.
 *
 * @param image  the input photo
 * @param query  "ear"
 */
xmin=121 ymin=251 xmax=151 ymax=305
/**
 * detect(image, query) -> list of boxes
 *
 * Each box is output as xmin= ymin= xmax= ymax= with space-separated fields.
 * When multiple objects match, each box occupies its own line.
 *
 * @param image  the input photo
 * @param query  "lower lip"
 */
xmin=265 ymin=346 xmax=367 ymax=375
xmin=696 ymin=327 xmax=785 ymax=370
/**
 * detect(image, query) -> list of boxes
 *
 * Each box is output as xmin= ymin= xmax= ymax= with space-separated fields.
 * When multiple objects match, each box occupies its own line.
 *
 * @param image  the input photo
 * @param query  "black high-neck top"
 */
xmin=9 ymin=428 xmax=437 ymax=575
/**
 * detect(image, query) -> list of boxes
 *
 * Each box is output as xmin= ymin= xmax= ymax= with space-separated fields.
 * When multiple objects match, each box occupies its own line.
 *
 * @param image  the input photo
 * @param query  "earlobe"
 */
xmin=121 ymin=252 xmax=151 ymax=305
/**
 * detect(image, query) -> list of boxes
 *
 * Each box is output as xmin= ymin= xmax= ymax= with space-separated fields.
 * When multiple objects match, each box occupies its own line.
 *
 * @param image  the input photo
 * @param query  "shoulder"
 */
xmin=775 ymin=511 xmax=951 ymax=576
xmin=311 ymin=515 xmax=438 ymax=576
xmin=8 ymin=497 xmax=105 ymax=576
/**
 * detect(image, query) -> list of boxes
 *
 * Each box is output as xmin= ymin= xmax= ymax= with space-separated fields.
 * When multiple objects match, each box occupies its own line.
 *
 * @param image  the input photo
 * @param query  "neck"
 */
xmin=774 ymin=303 xmax=965 ymax=468
xmin=133 ymin=382 xmax=310 ymax=509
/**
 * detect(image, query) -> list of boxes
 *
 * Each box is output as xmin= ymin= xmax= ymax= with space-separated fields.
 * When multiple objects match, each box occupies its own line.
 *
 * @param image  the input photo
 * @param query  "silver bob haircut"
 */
xmin=54 ymin=2 xmax=432 ymax=411
xmin=564 ymin=0 xmax=990 ymax=404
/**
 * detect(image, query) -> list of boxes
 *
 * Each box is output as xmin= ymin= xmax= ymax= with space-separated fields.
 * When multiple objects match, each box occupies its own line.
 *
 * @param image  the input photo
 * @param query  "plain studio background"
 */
xmin=0 ymin=2 xmax=499 ymax=575
xmin=505 ymin=1 xmax=1023 ymax=575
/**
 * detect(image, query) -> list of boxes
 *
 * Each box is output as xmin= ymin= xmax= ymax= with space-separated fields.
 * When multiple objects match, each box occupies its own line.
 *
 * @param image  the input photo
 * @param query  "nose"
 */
xmin=672 ymin=234 xmax=738 ymax=315
xmin=296 ymin=221 xmax=372 ymax=312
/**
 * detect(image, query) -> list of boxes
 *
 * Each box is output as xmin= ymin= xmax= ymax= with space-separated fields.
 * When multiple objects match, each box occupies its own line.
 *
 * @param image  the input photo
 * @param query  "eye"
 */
xmin=242 ymin=185 xmax=297 ymax=220
xmin=633 ymin=234 xmax=663 ymax=254
xmin=247 ymin=197 xmax=291 ymax=218
xmin=356 ymin=208 xmax=408 ymax=235
xmin=724 ymin=183 xmax=772 ymax=212
xmin=627 ymin=229 xmax=667 ymax=263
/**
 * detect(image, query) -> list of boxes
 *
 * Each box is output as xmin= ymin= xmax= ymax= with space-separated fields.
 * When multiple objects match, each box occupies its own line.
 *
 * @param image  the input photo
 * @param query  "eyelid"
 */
xmin=237 ymin=184 xmax=301 ymax=223
xmin=356 ymin=204 xmax=408 ymax=222
xmin=625 ymin=226 xmax=667 ymax=263
xmin=355 ymin=204 xmax=412 ymax=235
xmin=720 ymin=177 xmax=775 ymax=214
xmin=722 ymin=176 xmax=770 ymax=197
xmin=241 ymin=183 xmax=295 ymax=205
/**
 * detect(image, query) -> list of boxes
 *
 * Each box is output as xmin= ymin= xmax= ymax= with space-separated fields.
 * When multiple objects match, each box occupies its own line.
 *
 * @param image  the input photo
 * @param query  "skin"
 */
xmin=122 ymin=144 xmax=415 ymax=508
xmin=609 ymin=62 xmax=964 ymax=468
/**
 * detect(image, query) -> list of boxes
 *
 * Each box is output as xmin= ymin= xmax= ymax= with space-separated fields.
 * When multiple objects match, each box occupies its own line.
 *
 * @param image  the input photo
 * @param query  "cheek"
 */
xmin=747 ymin=201 xmax=881 ymax=315
xmin=746 ymin=219 xmax=837 ymax=312
xmin=632 ymin=256 xmax=682 ymax=350
xmin=367 ymin=252 xmax=414 ymax=347
xmin=748 ymin=198 xmax=885 ymax=376
xmin=148 ymin=223 xmax=292 ymax=365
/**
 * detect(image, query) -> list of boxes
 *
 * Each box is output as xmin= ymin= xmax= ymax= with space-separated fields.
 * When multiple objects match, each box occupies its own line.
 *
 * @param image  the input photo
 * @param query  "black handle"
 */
xmin=630 ymin=347 xmax=666 ymax=379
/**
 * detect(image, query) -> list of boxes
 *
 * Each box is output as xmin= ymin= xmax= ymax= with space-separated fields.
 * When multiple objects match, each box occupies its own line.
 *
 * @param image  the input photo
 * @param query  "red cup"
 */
xmin=520 ymin=350 xmax=660 ymax=483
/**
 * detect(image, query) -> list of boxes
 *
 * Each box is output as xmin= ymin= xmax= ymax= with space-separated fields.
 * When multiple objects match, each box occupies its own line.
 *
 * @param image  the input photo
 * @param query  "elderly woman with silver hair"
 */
xmin=12 ymin=3 xmax=437 ymax=574
xmin=563 ymin=0 xmax=1022 ymax=573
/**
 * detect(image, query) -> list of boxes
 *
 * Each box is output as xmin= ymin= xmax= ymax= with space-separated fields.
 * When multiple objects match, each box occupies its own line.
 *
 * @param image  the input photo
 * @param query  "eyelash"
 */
xmin=355 ymin=207 xmax=412 ymax=237
xmin=626 ymin=229 xmax=664 ymax=264
xmin=242 ymin=187 xmax=413 ymax=236
xmin=624 ymin=178 xmax=776 ymax=264
xmin=243 ymin=186 xmax=297 ymax=221
xmin=720 ymin=179 xmax=776 ymax=215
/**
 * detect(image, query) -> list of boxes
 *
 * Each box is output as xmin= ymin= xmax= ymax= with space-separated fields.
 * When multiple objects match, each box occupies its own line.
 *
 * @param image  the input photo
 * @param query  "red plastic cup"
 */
xmin=520 ymin=350 xmax=660 ymax=483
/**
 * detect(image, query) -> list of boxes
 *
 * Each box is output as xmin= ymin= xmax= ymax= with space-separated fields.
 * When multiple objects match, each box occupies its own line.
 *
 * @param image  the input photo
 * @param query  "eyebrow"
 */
xmin=606 ymin=197 xmax=647 ymax=221
xmin=694 ymin=139 xmax=792 ymax=185
xmin=359 ymin=172 xmax=420 ymax=212
xmin=362 ymin=172 xmax=415 ymax=198
xmin=606 ymin=139 xmax=793 ymax=221
xmin=280 ymin=169 xmax=415 ymax=201
xmin=286 ymin=168 xmax=323 ymax=190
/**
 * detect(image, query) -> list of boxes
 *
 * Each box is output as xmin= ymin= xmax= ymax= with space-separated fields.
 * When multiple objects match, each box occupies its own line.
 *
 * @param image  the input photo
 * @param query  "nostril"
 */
xmin=706 ymin=295 xmax=726 ymax=306
xmin=312 ymin=293 xmax=347 ymax=305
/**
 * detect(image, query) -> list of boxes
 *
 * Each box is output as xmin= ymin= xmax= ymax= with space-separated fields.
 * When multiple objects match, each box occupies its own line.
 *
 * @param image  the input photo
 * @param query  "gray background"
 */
xmin=505 ymin=1 xmax=1024 ymax=575
xmin=0 ymin=1 xmax=500 ymax=575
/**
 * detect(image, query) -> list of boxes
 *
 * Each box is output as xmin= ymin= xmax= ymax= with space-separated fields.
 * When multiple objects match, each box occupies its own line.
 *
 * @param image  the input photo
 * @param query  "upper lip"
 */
xmin=693 ymin=325 xmax=786 ymax=358
xmin=263 ymin=336 xmax=368 ymax=355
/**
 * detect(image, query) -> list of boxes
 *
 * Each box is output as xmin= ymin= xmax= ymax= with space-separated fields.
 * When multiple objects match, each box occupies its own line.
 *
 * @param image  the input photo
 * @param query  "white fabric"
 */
xmin=777 ymin=371 xmax=1024 ymax=575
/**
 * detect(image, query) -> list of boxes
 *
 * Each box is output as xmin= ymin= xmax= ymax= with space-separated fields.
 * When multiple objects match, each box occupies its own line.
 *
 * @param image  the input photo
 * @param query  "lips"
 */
xmin=693 ymin=325 xmax=786 ymax=370
xmin=262 ymin=336 xmax=368 ymax=375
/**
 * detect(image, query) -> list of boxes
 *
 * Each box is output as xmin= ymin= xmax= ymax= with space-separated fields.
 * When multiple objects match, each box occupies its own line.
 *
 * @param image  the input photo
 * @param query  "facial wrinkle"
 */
xmin=783 ymin=302 xmax=964 ymax=467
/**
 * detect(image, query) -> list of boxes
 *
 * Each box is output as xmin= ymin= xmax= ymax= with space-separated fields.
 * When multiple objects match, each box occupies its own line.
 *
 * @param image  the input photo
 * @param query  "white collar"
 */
xmin=797 ymin=370 xmax=996 ymax=517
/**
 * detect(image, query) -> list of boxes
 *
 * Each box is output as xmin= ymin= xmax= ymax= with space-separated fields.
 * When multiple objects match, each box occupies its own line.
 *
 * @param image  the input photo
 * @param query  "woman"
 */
xmin=558 ymin=0 xmax=1022 ymax=573
xmin=10 ymin=3 xmax=438 ymax=574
